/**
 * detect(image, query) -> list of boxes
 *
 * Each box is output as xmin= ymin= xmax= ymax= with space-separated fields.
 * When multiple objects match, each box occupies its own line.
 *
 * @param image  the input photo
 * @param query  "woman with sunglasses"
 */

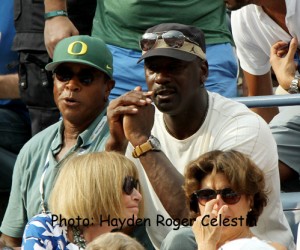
xmin=21 ymin=151 xmax=143 ymax=249
xmin=185 ymin=150 xmax=286 ymax=250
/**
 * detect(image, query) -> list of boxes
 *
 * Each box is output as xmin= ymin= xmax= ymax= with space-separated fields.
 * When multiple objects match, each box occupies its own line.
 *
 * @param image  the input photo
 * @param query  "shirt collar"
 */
xmin=50 ymin=103 xmax=108 ymax=154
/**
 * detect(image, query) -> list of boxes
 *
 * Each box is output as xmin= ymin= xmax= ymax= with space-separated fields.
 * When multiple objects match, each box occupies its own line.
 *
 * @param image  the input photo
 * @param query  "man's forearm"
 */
xmin=139 ymin=151 xmax=189 ymax=219
xmin=243 ymin=70 xmax=279 ymax=123
xmin=105 ymin=136 xmax=128 ymax=154
xmin=44 ymin=0 xmax=67 ymax=12
xmin=0 ymin=234 xmax=22 ymax=248
xmin=0 ymin=74 xmax=20 ymax=99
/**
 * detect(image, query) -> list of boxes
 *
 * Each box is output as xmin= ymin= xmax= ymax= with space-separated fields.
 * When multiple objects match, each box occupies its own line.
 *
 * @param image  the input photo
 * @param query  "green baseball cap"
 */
xmin=45 ymin=35 xmax=113 ymax=79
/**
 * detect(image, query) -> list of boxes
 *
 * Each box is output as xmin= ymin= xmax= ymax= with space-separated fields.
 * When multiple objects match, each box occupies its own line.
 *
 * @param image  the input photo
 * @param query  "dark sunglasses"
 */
xmin=123 ymin=176 xmax=139 ymax=195
xmin=54 ymin=66 xmax=99 ymax=85
xmin=140 ymin=30 xmax=199 ymax=52
xmin=190 ymin=188 xmax=241 ymax=213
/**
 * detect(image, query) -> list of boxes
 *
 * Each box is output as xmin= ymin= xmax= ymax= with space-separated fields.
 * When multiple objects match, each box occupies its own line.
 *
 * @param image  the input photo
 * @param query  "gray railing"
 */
xmin=231 ymin=94 xmax=300 ymax=107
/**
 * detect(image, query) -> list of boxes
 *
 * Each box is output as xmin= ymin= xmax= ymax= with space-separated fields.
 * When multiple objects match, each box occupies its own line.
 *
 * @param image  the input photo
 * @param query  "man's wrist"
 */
xmin=105 ymin=136 xmax=128 ymax=154
xmin=44 ymin=10 xmax=68 ymax=20
xmin=288 ymin=74 xmax=300 ymax=94
xmin=132 ymin=135 xmax=161 ymax=158
xmin=130 ymin=135 xmax=149 ymax=148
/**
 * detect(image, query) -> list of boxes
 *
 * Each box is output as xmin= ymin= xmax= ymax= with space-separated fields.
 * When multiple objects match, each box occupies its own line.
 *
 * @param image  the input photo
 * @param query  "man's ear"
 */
xmin=197 ymin=59 xmax=208 ymax=84
xmin=104 ymin=79 xmax=115 ymax=101
xmin=200 ymin=60 xmax=209 ymax=83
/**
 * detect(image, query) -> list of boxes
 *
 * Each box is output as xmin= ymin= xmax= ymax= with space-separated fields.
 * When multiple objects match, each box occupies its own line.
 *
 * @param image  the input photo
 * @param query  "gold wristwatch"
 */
xmin=132 ymin=135 xmax=161 ymax=158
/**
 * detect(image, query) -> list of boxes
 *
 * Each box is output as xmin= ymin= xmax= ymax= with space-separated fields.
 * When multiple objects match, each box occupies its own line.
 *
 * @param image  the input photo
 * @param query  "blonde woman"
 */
xmin=22 ymin=152 xmax=142 ymax=249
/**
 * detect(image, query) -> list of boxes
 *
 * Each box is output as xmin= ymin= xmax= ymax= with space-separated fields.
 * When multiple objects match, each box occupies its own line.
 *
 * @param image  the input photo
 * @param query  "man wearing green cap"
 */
xmin=0 ymin=35 xmax=115 ymax=247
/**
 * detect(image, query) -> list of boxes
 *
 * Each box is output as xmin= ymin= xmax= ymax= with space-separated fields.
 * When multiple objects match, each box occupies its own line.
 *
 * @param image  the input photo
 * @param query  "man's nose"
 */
xmin=65 ymin=77 xmax=81 ymax=91
xmin=154 ymin=71 xmax=171 ymax=85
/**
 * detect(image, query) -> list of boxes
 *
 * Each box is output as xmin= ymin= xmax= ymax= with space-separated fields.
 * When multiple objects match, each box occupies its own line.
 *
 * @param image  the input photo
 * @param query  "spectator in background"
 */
xmin=226 ymin=0 xmax=300 ymax=190
xmin=45 ymin=0 xmax=238 ymax=99
xmin=226 ymin=0 xmax=299 ymax=123
xmin=0 ymin=0 xmax=31 ymax=221
xmin=269 ymin=37 xmax=300 ymax=190
xmin=14 ymin=0 xmax=96 ymax=135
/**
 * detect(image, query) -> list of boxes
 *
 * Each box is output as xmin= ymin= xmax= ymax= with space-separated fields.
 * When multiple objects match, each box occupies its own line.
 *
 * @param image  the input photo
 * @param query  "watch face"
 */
xmin=149 ymin=135 xmax=161 ymax=150
xmin=289 ymin=79 xmax=299 ymax=94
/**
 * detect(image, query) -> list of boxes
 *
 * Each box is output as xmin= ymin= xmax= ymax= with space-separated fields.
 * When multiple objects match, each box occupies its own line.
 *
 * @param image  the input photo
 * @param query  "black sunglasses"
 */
xmin=123 ymin=176 xmax=139 ymax=195
xmin=140 ymin=30 xmax=199 ymax=52
xmin=54 ymin=66 xmax=99 ymax=85
xmin=190 ymin=188 xmax=241 ymax=213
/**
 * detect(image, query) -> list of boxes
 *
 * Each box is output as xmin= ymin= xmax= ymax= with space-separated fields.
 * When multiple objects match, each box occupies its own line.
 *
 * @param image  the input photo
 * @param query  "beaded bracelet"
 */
xmin=44 ymin=10 xmax=68 ymax=20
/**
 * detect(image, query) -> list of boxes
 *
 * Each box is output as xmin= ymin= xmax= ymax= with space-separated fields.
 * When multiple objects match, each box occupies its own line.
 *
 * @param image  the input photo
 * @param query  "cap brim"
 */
xmin=137 ymin=48 xmax=197 ymax=63
xmin=45 ymin=59 xmax=100 ymax=71
xmin=45 ymin=59 xmax=112 ymax=79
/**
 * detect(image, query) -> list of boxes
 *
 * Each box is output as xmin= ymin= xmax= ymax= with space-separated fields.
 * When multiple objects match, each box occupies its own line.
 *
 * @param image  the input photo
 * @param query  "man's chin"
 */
xmin=154 ymin=99 xmax=177 ymax=113
xmin=225 ymin=1 xmax=249 ymax=11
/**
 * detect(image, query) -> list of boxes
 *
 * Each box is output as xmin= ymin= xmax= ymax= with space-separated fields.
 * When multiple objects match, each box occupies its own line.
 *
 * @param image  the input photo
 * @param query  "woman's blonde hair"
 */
xmin=49 ymin=151 xmax=143 ymax=225
xmin=184 ymin=149 xmax=268 ymax=226
xmin=86 ymin=232 xmax=145 ymax=250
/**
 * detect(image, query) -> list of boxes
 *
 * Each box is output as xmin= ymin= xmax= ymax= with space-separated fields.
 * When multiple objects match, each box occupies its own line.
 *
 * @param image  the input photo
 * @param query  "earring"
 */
xmin=72 ymin=226 xmax=86 ymax=249
xmin=249 ymin=208 xmax=252 ymax=212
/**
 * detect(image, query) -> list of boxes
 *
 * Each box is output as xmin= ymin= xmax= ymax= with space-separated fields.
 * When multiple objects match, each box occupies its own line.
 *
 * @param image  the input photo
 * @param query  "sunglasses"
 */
xmin=190 ymin=188 xmax=241 ymax=212
xmin=123 ymin=176 xmax=140 ymax=195
xmin=54 ymin=66 xmax=99 ymax=85
xmin=140 ymin=30 xmax=199 ymax=52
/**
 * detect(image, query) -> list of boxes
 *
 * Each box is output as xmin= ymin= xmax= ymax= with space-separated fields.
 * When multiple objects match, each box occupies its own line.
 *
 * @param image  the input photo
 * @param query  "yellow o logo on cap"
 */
xmin=67 ymin=41 xmax=88 ymax=55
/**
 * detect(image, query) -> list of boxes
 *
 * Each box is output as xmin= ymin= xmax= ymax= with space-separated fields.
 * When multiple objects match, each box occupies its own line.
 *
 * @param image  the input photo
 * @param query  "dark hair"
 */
xmin=184 ymin=150 xmax=268 ymax=227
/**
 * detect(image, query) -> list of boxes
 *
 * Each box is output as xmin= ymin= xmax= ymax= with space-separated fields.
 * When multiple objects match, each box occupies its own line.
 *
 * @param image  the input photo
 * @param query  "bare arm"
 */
xmin=0 ymin=234 xmax=22 ymax=248
xmin=44 ymin=0 xmax=79 ymax=58
xmin=106 ymin=89 xmax=189 ymax=219
xmin=243 ymin=70 xmax=279 ymax=123
xmin=135 ymin=149 xmax=188 ymax=219
xmin=0 ymin=73 xmax=20 ymax=99
xmin=270 ymin=37 xmax=298 ymax=91
xmin=123 ymin=109 xmax=188 ymax=219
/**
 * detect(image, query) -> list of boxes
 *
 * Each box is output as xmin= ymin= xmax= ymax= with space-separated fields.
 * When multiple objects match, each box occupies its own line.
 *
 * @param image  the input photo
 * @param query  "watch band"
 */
xmin=132 ymin=141 xmax=153 ymax=158
xmin=132 ymin=135 xmax=161 ymax=158
xmin=44 ymin=10 xmax=68 ymax=20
